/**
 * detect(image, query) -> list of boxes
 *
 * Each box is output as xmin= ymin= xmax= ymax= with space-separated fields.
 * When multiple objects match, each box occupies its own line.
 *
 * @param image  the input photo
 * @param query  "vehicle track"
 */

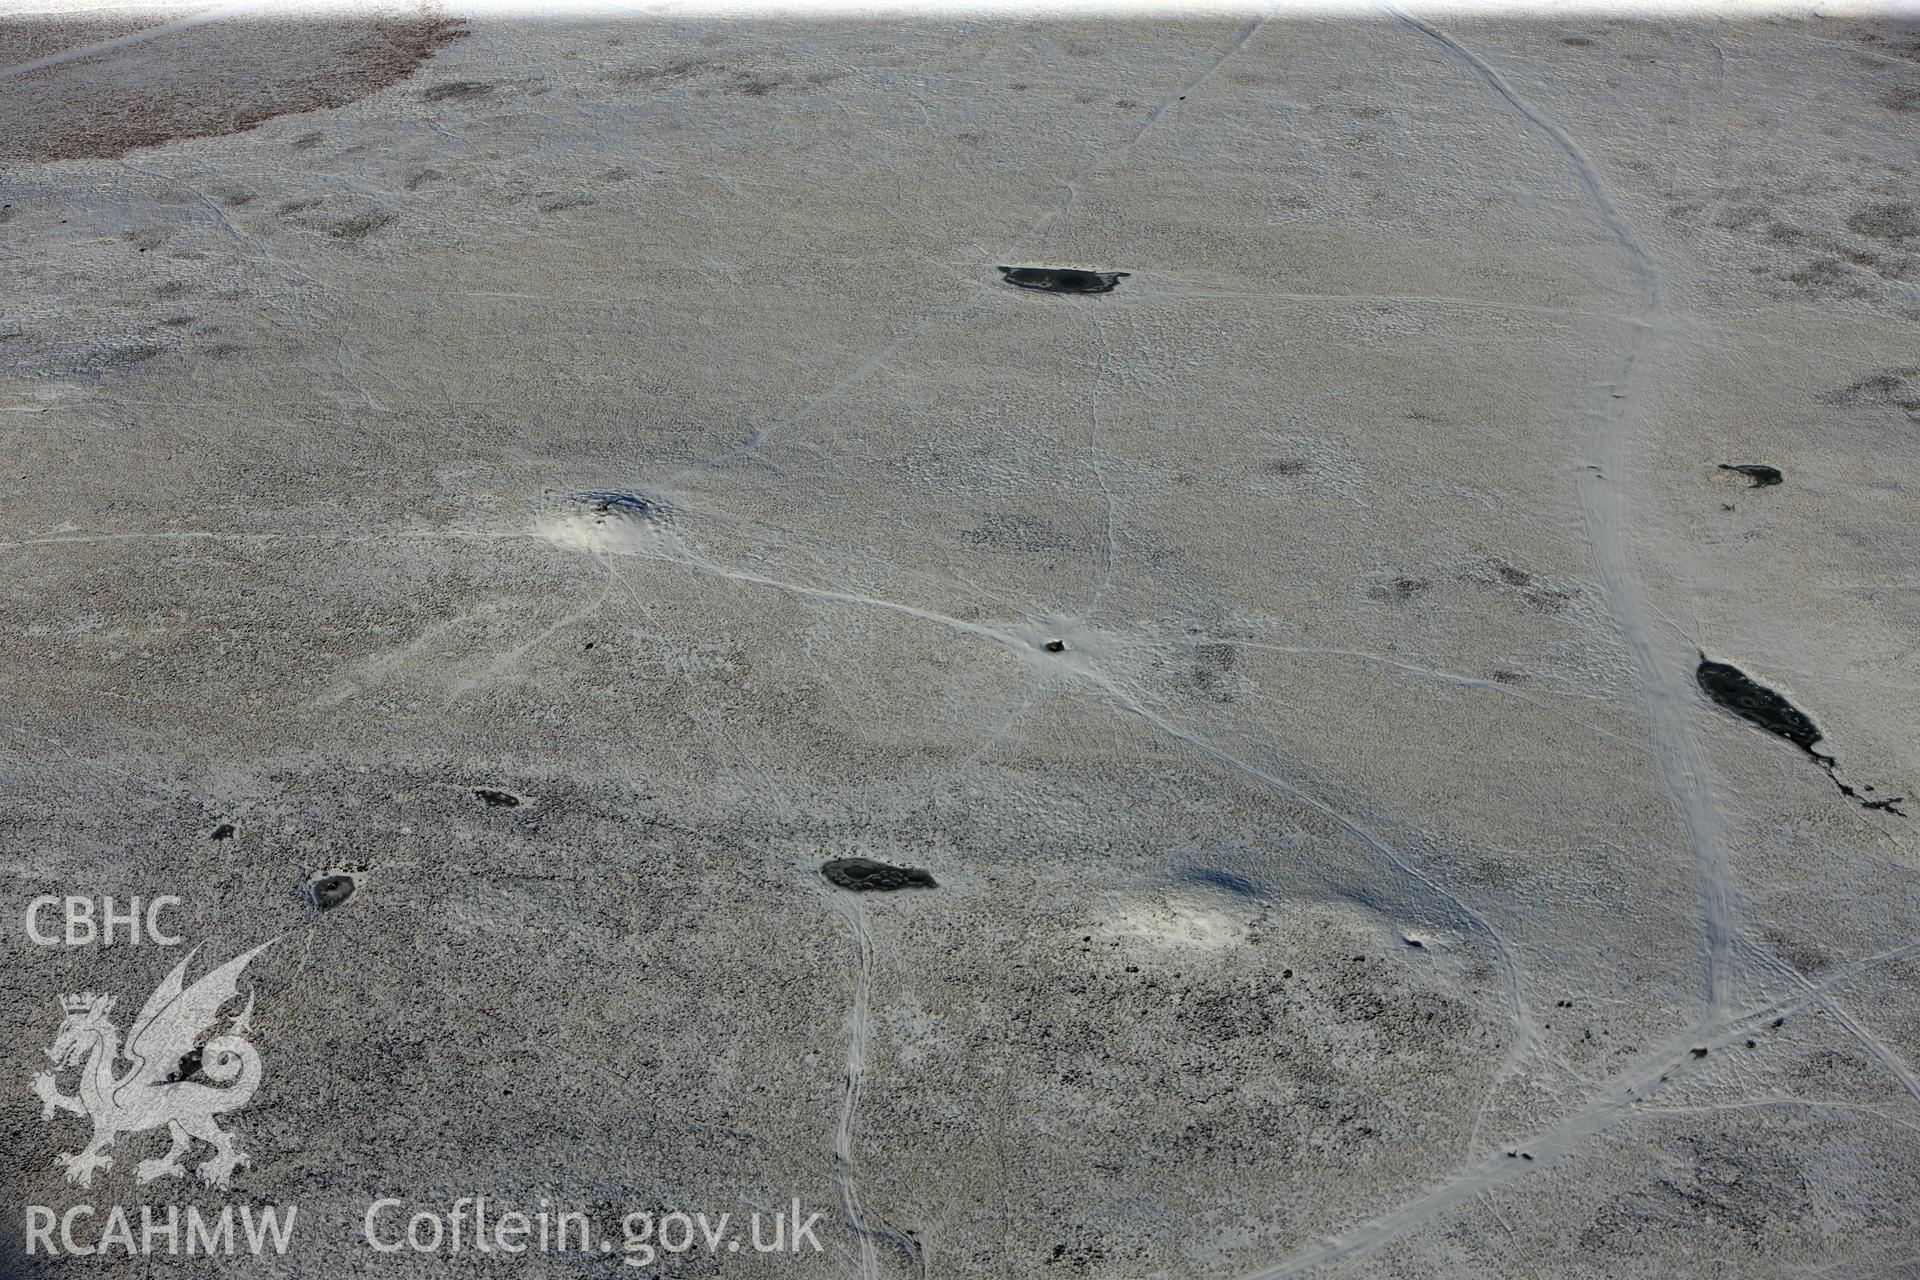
xmin=1242 ymin=938 xmax=1920 ymax=1277
xmin=1228 ymin=13 xmax=1748 ymax=1274
xmin=828 ymin=893 xmax=881 ymax=1280
xmin=0 ymin=0 xmax=266 ymax=84
xmin=1387 ymin=4 xmax=1737 ymax=1016
xmin=826 ymin=894 xmax=922 ymax=1280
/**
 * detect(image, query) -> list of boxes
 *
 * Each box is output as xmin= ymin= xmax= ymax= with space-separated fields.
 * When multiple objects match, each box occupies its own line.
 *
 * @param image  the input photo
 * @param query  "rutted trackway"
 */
xmin=826 ymin=894 xmax=921 ymax=1280
xmin=0 ymin=0 xmax=267 ymax=83
xmin=1232 ymin=12 xmax=1742 ymax=1274
xmin=1387 ymin=7 xmax=1737 ymax=1013
xmin=827 ymin=892 xmax=882 ymax=1280
xmin=1240 ymin=939 xmax=1920 ymax=1278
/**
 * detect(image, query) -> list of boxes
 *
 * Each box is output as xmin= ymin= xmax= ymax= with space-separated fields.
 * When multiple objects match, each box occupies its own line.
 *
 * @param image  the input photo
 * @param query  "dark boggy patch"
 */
xmin=1697 ymin=656 xmax=1904 ymax=814
xmin=997 ymin=266 xmax=1128 ymax=295
xmin=1718 ymin=463 xmax=1782 ymax=488
xmin=822 ymin=857 xmax=937 ymax=892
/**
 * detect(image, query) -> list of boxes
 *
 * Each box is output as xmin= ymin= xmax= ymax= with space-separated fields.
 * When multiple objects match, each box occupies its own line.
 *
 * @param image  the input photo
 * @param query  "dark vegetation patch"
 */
xmin=2 ymin=10 xmax=466 ymax=163
xmin=961 ymin=513 xmax=1074 ymax=553
xmin=822 ymin=857 xmax=937 ymax=892
xmin=1368 ymin=575 xmax=1429 ymax=604
xmin=1473 ymin=557 xmax=1574 ymax=613
xmin=276 ymin=197 xmax=396 ymax=243
xmin=730 ymin=74 xmax=788 ymax=97
xmin=611 ymin=57 xmax=844 ymax=97
xmin=1761 ymin=926 xmax=1838 ymax=976
xmin=1783 ymin=255 xmax=1869 ymax=299
xmin=612 ymin=55 xmax=713 ymax=86
xmin=1856 ymin=27 xmax=1920 ymax=62
xmin=997 ymin=266 xmax=1129 ymax=295
xmin=1190 ymin=642 xmax=1235 ymax=702
xmin=1846 ymin=201 xmax=1920 ymax=243
xmin=1817 ymin=367 xmax=1920 ymax=419
xmin=100 ymin=342 xmax=164 ymax=367
xmin=1580 ymin=1133 xmax=1810 ymax=1249
xmin=327 ymin=209 xmax=394 ymax=241
xmin=423 ymin=80 xmax=493 ymax=102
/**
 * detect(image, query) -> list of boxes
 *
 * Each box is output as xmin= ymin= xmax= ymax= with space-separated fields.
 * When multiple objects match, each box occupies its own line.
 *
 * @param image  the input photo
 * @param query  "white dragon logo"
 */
xmin=32 ymin=941 xmax=275 ymax=1189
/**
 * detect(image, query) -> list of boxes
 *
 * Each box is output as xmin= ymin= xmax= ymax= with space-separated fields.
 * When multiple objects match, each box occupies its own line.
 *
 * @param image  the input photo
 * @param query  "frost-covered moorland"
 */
xmin=3 ymin=3 xmax=1918 ymax=1275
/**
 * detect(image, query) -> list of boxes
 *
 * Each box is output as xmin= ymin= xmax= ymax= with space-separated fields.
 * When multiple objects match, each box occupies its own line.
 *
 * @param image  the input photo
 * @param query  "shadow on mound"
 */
xmin=1175 ymin=866 xmax=1266 ymax=900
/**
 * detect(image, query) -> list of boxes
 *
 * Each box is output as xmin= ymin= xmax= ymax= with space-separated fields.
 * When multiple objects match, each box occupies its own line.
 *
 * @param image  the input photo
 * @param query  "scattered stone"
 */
xmin=822 ymin=857 xmax=937 ymax=892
